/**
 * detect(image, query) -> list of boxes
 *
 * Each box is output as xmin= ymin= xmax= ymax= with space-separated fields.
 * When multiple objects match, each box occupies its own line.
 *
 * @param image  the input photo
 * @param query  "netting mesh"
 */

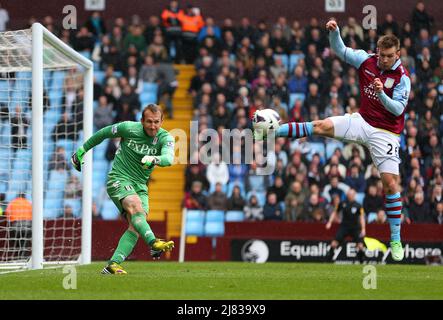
xmin=0 ymin=28 xmax=85 ymax=266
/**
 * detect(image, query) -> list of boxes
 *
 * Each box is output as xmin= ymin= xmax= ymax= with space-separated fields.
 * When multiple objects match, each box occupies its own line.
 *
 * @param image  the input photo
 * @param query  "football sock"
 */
xmin=277 ymin=122 xmax=313 ymax=138
xmin=109 ymin=230 xmax=138 ymax=265
xmin=130 ymin=212 xmax=157 ymax=246
xmin=384 ymin=193 xmax=402 ymax=242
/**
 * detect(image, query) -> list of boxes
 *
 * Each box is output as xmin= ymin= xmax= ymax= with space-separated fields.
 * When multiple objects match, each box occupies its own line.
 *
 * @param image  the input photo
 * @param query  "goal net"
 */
xmin=0 ymin=24 xmax=93 ymax=271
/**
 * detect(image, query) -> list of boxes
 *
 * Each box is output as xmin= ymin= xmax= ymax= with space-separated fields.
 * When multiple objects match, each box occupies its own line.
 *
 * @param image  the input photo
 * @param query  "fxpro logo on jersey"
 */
xmin=126 ymin=139 xmax=158 ymax=155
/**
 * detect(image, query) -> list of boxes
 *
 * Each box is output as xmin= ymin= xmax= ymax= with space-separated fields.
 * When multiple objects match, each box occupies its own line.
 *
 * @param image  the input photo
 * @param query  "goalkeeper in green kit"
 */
xmin=71 ymin=104 xmax=175 ymax=275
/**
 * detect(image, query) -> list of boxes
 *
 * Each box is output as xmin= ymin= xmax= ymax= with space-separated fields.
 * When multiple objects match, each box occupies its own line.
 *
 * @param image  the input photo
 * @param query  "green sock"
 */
xmin=130 ymin=212 xmax=156 ymax=246
xmin=109 ymin=230 xmax=138 ymax=265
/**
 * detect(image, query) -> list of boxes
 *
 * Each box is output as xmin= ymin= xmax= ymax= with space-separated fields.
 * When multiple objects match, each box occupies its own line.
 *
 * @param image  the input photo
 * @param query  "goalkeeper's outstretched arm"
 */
xmin=71 ymin=122 xmax=128 ymax=172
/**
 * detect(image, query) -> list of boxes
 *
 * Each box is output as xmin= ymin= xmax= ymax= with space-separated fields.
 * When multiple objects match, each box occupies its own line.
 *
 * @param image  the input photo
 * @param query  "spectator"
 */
xmin=302 ymin=193 xmax=327 ymax=222
xmin=73 ymin=26 xmax=95 ymax=52
xmin=345 ymin=164 xmax=367 ymax=193
xmin=206 ymin=153 xmax=229 ymax=190
xmin=65 ymin=175 xmax=82 ymax=199
xmin=147 ymin=34 xmax=169 ymax=63
xmin=0 ymin=3 xmax=9 ymax=32
xmin=207 ymin=182 xmax=228 ymax=210
xmin=139 ymin=55 xmax=158 ymax=83
xmin=183 ymin=181 xmax=207 ymax=210
xmin=263 ymin=192 xmax=283 ymax=221
xmin=161 ymin=0 xmax=183 ymax=62
xmin=94 ymin=95 xmax=114 ymax=130
xmin=363 ymin=184 xmax=384 ymax=219
xmin=10 ymin=105 xmax=29 ymax=152
xmin=284 ymin=181 xmax=306 ymax=219
xmin=178 ymin=5 xmax=204 ymax=63
xmin=157 ymin=62 xmax=178 ymax=118
xmin=185 ymin=163 xmax=209 ymax=192
xmin=123 ymin=25 xmax=147 ymax=54
xmin=5 ymin=193 xmax=32 ymax=260
xmin=432 ymin=202 xmax=443 ymax=224
xmin=408 ymin=191 xmax=432 ymax=223
xmin=52 ymin=112 xmax=78 ymax=141
xmin=266 ymin=176 xmax=286 ymax=204
xmin=244 ymin=194 xmax=263 ymax=221
xmin=48 ymin=146 xmax=68 ymax=171
xmin=370 ymin=209 xmax=387 ymax=224
xmin=85 ymin=11 xmax=107 ymax=39
xmin=323 ymin=176 xmax=348 ymax=203
xmin=411 ymin=1 xmax=433 ymax=35
xmin=63 ymin=205 xmax=74 ymax=219
xmin=227 ymin=185 xmax=246 ymax=211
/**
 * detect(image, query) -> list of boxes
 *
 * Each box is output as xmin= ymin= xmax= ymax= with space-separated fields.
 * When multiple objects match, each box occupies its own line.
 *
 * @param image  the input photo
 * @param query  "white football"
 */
xmin=252 ymin=109 xmax=281 ymax=132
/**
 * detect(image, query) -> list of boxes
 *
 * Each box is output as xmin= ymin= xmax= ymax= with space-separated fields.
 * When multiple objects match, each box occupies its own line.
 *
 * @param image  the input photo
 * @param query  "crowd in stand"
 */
xmin=0 ymin=1 xmax=442 ymax=224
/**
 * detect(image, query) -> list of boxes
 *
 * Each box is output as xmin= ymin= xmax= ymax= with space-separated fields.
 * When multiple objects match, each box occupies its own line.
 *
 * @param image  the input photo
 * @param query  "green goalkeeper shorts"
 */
xmin=106 ymin=177 xmax=149 ymax=216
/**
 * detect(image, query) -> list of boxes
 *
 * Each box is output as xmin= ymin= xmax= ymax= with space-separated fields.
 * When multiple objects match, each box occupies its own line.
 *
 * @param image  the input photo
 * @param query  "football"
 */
xmin=252 ymin=108 xmax=281 ymax=132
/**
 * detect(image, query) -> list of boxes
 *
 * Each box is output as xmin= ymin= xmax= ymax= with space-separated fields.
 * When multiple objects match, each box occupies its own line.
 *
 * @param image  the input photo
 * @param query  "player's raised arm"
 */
xmin=326 ymin=19 xmax=370 ymax=69
xmin=71 ymin=121 xmax=131 ymax=172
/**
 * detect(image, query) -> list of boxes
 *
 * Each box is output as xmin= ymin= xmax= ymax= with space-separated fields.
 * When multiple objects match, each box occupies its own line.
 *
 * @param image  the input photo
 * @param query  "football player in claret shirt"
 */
xmin=72 ymin=104 xmax=175 ymax=274
xmin=254 ymin=19 xmax=410 ymax=261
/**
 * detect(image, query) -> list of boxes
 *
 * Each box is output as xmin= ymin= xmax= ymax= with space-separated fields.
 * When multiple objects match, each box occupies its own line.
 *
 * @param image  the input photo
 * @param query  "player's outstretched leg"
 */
xmin=254 ymin=119 xmax=335 ymax=141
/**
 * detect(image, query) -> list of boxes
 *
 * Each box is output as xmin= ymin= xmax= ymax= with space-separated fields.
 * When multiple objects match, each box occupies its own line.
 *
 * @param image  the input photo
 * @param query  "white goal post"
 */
xmin=0 ymin=23 xmax=93 ymax=271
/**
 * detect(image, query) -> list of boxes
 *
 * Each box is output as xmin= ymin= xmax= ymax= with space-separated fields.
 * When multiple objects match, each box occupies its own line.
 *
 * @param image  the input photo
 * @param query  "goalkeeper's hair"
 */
xmin=142 ymin=103 xmax=163 ymax=120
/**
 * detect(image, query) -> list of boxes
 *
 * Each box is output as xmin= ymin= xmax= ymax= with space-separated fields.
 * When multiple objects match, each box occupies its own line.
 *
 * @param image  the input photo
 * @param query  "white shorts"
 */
xmin=329 ymin=113 xmax=401 ymax=175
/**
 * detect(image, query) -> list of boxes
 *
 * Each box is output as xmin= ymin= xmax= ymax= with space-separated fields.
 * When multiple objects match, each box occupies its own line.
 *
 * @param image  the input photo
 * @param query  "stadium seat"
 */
xmin=273 ymin=54 xmax=289 ymax=72
xmin=0 ymin=80 xmax=10 ymax=102
xmin=204 ymin=221 xmax=225 ymax=237
xmin=289 ymin=53 xmax=305 ymax=73
xmin=139 ymin=92 xmax=157 ymax=105
xmin=185 ymin=221 xmax=205 ymax=236
xmin=142 ymin=82 xmax=158 ymax=94
xmin=355 ymin=192 xmax=365 ymax=205
xmin=227 ymin=181 xmax=246 ymax=197
xmin=306 ymin=142 xmax=326 ymax=163
xmin=289 ymin=93 xmax=306 ymax=107
xmin=51 ymin=71 xmax=65 ymax=89
xmin=43 ymin=198 xmax=63 ymax=219
xmin=47 ymin=170 xmax=68 ymax=191
xmin=248 ymin=175 xmax=266 ymax=192
xmin=225 ymin=210 xmax=245 ymax=222
xmin=206 ymin=210 xmax=225 ymax=222
xmin=94 ymin=70 xmax=106 ymax=85
xmin=186 ymin=210 xmax=206 ymax=222
xmin=0 ymin=181 xmax=6 ymax=193
xmin=101 ymin=199 xmax=120 ymax=220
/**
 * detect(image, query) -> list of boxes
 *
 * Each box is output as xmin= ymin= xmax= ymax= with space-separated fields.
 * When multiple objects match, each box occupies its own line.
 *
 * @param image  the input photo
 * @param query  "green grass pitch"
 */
xmin=0 ymin=262 xmax=442 ymax=300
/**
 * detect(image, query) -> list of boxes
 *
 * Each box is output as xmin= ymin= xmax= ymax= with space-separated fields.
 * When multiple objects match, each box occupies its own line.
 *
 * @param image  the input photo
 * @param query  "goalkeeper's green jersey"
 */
xmin=82 ymin=121 xmax=174 ymax=184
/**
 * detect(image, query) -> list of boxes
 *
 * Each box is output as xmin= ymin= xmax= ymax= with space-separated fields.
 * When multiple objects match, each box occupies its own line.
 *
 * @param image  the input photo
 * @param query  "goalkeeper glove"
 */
xmin=141 ymin=155 xmax=160 ymax=169
xmin=71 ymin=146 xmax=86 ymax=172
